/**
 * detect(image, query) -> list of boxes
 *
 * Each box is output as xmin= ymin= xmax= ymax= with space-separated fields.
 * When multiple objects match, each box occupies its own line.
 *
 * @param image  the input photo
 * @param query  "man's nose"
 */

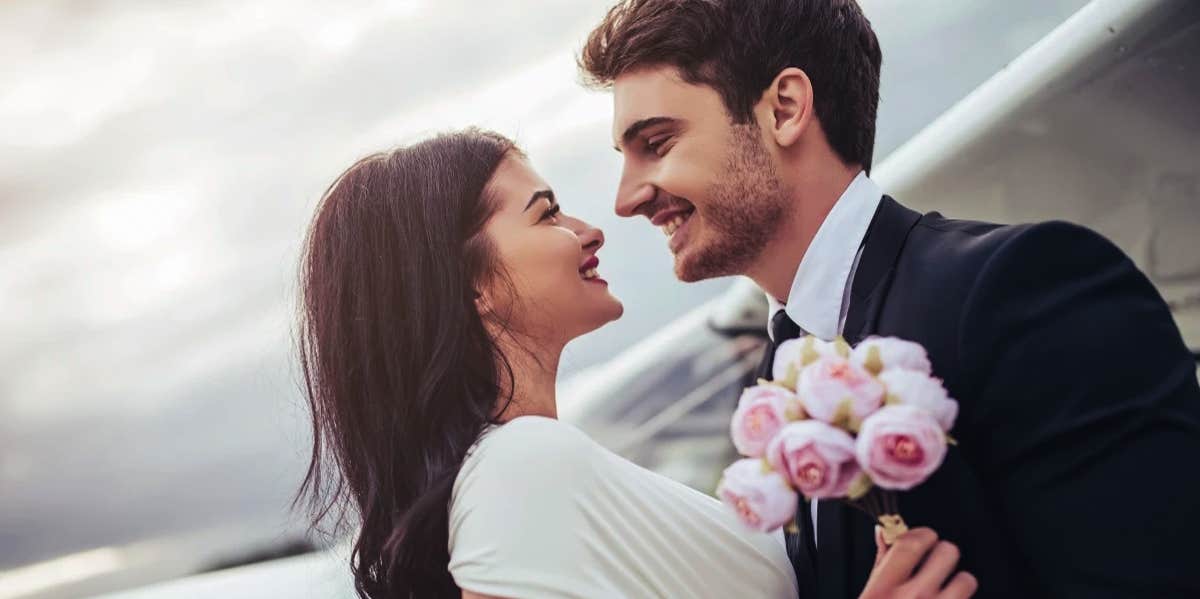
xmin=615 ymin=164 xmax=656 ymax=218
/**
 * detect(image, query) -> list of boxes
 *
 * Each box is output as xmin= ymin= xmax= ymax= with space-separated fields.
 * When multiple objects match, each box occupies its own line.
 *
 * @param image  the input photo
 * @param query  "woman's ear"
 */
xmin=473 ymin=290 xmax=491 ymax=316
xmin=761 ymin=67 xmax=814 ymax=148
xmin=474 ymin=287 xmax=507 ymax=323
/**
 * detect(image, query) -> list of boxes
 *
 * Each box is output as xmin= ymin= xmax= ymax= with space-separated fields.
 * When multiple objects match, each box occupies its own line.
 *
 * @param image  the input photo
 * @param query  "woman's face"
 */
xmin=480 ymin=155 xmax=624 ymax=345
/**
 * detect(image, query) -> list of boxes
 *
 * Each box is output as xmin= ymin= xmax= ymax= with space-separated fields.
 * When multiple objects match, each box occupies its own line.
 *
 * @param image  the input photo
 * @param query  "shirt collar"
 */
xmin=767 ymin=171 xmax=882 ymax=341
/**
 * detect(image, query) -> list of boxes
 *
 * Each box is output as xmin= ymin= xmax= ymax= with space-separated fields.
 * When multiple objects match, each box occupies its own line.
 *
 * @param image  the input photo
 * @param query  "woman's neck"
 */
xmin=494 ymin=334 xmax=561 ymax=421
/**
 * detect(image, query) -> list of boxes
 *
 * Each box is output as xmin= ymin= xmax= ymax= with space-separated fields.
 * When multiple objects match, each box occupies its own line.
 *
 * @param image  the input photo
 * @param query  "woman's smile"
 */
xmin=580 ymin=255 xmax=607 ymax=285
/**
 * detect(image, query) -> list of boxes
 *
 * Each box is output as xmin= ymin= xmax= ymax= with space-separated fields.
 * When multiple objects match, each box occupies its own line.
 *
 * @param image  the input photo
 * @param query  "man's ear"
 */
xmin=761 ymin=67 xmax=814 ymax=148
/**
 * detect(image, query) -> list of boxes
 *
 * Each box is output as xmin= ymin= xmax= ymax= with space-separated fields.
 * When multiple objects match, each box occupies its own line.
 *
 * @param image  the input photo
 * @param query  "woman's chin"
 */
xmin=584 ymin=281 xmax=624 ymax=319
xmin=600 ymin=289 xmax=624 ymax=318
xmin=568 ymin=297 xmax=624 ymax=340
xmin=606 ymin=297 xmax=625 ymax=321
xmin=592 ymin=296 xmax=625 ymax=327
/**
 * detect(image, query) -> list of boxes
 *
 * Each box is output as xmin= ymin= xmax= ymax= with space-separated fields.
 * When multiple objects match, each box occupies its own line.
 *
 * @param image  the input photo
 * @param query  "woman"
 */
xmin=296 ymin=129 xmax=977 ymax=599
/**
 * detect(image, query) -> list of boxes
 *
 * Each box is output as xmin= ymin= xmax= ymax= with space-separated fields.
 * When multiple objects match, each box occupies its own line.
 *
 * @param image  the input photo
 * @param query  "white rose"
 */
xmin=877 ymin=368 xmax=958 ymax=431
xmin=851 ymin=337 xmax=932 ymax=376
xmin=773 ymin=335 xmax=850 ymax=388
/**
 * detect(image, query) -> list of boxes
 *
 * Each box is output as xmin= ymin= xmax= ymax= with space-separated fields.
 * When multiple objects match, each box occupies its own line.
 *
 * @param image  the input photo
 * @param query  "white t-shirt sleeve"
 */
xmin=447 ymin=417 xmax=603 ymax=598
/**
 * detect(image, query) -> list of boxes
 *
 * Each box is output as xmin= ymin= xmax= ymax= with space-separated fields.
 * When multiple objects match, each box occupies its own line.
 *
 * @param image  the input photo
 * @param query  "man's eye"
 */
xmin=646 ymin=136 xmax=670 ymax=155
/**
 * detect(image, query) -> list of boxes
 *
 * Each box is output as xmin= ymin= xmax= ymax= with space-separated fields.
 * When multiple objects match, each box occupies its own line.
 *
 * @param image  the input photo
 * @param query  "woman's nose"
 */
xmin=576 ymin=220 xmax=605 ymax=252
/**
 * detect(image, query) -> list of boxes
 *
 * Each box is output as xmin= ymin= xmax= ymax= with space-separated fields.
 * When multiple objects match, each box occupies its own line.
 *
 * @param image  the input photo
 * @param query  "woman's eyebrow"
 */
xmin=523 ymin=189 xmax=555 ymax=212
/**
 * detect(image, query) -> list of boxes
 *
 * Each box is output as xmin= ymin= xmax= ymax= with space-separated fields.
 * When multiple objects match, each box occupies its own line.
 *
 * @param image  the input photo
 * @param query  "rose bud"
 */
xmin=730 ymin=385 xmax=800 ymax=457
xmin=766 ymin=421 xmax=862 ymax=499
xmin=851 ymin=336 xmax=932 ymax=376
xmin=797 ymin=356 xmax=885 ymax=429
xmin=717 ymin=458 xmax=799 ymax=533
xmin=856 ymin=405 xmax=948 ymax=490
xmin=772 ymin=336 xmax=850 ymax=389
xmin=878 ymin=369 xmax=958 ymax=431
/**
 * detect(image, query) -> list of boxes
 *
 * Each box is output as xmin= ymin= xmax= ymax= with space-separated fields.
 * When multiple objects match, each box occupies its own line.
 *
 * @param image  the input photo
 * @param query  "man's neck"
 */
xmin=748 ymin=164 xmax=862 ymax=302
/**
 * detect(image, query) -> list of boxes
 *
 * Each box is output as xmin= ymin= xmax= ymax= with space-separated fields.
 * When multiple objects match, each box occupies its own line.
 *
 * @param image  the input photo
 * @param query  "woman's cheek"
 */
xmin=529 ymin=236 xmax=575 ymax=296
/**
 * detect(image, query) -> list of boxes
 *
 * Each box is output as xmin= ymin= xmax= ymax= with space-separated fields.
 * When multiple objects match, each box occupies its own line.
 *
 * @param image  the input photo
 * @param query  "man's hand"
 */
xmin=858 ymin=527 xmax=978 ymax=599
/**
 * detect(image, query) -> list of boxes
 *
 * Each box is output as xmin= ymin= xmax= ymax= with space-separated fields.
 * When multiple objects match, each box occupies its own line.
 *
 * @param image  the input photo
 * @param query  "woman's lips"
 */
xmin=580 ymin=255 xmax=605 ymax=284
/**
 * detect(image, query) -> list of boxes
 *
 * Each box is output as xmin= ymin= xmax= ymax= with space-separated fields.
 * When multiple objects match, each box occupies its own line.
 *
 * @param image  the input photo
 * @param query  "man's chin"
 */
xmin=672 ymin=246 xmax=738 ymax=283
xmin=674 ymin=263 xmax=706 ymax=283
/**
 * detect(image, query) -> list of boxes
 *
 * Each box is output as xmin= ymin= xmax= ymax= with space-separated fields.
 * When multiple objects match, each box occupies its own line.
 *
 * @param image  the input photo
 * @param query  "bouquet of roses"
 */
xmin=717 ymin=335 xmax=957 ymax=545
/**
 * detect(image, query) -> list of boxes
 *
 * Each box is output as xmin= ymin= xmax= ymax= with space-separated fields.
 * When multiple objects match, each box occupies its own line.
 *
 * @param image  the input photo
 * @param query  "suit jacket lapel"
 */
xmin=818 ymin=196 xmax=922 ymax=599
xmin=842 ymin=196 xmax=923 ymax=344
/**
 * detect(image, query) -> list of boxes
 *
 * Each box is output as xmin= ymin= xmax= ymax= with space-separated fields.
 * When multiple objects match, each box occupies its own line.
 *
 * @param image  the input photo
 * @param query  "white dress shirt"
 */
xmin=765 ymin=170 xmax=883 ymax=546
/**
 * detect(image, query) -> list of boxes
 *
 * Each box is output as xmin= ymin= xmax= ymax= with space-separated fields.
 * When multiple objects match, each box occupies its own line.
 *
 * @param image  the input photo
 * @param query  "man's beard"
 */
xmin=677 ymin=125 xmax=789 ymax=282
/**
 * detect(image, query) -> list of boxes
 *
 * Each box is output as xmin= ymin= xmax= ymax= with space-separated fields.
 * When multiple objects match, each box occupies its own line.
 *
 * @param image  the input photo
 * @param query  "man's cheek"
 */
xmin=658 ymin=165 xmax=702 ymax=203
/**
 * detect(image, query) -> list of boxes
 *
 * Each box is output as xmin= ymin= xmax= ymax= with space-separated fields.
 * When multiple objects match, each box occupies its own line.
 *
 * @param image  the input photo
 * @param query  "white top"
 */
xmin=766 ymin=170 xmax=882 ymax=547
xmin=448 ymin=416 xmax=798 ymax=598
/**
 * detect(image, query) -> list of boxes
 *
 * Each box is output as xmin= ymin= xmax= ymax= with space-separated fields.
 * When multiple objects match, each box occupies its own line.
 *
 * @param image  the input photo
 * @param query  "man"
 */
xmin=578 ymin=0 xmax=1200 ymax=597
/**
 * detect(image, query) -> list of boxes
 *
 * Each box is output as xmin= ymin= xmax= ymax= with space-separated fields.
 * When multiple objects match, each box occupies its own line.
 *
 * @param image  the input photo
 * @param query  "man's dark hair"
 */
xmin=580 ymin=0 xmax=882 ymax=170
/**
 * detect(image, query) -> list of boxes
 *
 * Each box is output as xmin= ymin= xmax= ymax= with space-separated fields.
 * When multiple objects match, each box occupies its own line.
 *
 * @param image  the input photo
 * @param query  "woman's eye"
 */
xmin=540 ymin=204 xmax=561 ymax=223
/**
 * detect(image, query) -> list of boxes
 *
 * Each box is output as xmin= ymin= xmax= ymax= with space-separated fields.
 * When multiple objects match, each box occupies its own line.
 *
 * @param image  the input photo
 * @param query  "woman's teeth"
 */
xmin=662 ymin=213 xmax=688 ymax=237
xmin=582 ymin=268 xmax=599 ymax=280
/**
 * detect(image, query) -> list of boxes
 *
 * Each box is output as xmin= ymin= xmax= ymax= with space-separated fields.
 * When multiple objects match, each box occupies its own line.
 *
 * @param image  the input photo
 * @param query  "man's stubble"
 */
xmin=678 ymin=124 xmax=790 ymax=283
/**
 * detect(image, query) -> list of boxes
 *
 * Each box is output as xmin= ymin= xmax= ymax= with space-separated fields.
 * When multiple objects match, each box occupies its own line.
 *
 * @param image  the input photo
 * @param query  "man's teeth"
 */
xmin=582 ymin=268 xmax=599 ymax=280
xmin=661 ymin=214 xmax=688 ymax=237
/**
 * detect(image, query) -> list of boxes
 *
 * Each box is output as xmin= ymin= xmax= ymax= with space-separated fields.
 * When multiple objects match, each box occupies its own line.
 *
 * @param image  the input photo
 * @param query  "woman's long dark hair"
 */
xmin=296 ymin=129 xmax=520 ymax=598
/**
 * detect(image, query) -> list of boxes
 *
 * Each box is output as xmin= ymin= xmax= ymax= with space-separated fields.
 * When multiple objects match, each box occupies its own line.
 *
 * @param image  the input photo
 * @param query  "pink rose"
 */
xmin=772 ymin=336 xmax=849 ymax=387
xmin=851 ymin=337 xmax=932 ymax=375
xmin=797 ymin=356 xmax=885 ymax=426
xmin=766 ymin=421 xmax=861 ymax=499
xmin=856 ymin=405 xmax=948 ymax=490
xmin=730 ymin=385 xmax=800 ymax=457
xmin=878 ymin=369 xmax=958 ymax=431
xmin=717 ymin=458 xmax=799 ymax=532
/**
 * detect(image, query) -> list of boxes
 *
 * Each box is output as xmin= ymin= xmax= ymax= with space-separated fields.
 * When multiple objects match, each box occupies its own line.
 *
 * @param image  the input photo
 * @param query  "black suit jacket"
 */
xmin=760 ymin=197 xmax=1200 ymax=598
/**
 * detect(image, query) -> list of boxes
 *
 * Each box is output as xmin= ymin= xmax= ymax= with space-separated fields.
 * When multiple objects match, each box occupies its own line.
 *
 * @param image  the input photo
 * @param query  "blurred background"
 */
xmin=0 ymin=0 xmax=1117 ymax=596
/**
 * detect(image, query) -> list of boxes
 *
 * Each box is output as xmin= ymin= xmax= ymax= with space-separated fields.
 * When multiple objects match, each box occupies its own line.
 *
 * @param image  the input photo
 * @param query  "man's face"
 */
xmin=611 ymin=66 xmax=789 ymax=282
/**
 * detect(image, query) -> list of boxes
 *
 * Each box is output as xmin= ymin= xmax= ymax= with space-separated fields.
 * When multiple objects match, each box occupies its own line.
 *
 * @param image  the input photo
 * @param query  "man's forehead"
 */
xmin=611 ymin=68 xmax=696 ymax=142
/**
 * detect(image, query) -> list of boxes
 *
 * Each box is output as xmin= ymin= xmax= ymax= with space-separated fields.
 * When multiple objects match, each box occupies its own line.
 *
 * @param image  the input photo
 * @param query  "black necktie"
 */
xmin=770 ymin=309 xmax=802 ymax=344
xmin=761 ymin=310 xmax=803 ymax=379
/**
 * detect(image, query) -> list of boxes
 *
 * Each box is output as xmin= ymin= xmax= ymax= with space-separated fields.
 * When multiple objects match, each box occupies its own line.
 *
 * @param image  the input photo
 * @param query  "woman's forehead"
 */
xmin=490 ymin=156 xmax=551 ymax=212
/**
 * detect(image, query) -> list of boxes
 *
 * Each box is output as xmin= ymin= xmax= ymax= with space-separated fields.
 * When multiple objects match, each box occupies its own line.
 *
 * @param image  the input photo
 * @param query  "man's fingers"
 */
xmin=911 ymin=540 xmax=960 ymax=590
xmin=870 ymin=527 xmax=939 ymax=589
xmin=938 ymin=571 xmax=979 ymax=599
xmin=873 ymin=526 xmax=886 ymax=569
xmin=859 ymin=529 xmax=977 ymax=599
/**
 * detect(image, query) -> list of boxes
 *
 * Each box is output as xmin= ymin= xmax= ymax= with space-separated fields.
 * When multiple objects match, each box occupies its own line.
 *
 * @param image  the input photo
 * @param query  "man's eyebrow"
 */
xmin=614 ymin=116 xmax=678 ymax=152
xmin=523 ymin=189 xmax=555 ymax=212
